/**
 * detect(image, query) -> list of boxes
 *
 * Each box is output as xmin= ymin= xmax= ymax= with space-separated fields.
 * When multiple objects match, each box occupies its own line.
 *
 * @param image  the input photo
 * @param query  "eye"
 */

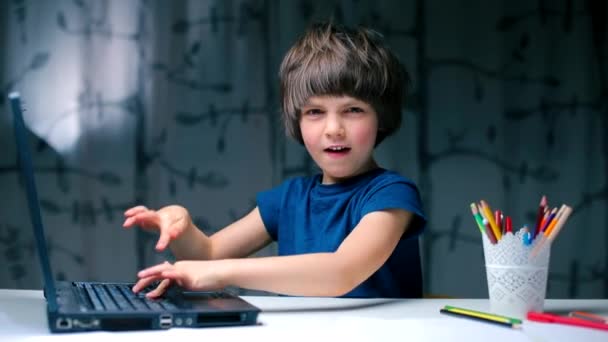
xmin=304 ymin=108 xmax=323 ymax=116
xmin=346 ymin=107 xmax=364 ymax=113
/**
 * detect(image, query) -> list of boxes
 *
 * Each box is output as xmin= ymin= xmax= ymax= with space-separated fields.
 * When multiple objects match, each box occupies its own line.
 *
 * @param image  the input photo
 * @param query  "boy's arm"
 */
xmin=142 ymin=208 xmax=413 ymax=297
xmin=171 ymin=207 xmax=272 ymax=260
xmin=222 ymin=208 xmax=413 ymax=296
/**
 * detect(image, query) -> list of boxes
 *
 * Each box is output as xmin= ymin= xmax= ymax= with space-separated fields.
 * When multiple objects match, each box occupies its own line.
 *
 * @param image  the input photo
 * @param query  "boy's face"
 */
xmin=299 ymin=95 xmax=378 ymax=184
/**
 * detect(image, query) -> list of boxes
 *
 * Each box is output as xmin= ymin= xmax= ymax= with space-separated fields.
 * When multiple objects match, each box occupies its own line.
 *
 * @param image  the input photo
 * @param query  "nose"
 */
xmin=324 ymin=114 xmax=345 ymax=138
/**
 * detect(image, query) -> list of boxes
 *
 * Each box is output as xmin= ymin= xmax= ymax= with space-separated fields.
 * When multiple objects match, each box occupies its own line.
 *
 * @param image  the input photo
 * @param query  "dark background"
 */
xmin=1 ymin=0 xmax=606 ymax=298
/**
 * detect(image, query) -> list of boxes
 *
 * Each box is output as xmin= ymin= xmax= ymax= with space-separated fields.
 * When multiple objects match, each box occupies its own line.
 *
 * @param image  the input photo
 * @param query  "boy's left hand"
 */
xmin=133 ymin=260 xmax=225 ymax=298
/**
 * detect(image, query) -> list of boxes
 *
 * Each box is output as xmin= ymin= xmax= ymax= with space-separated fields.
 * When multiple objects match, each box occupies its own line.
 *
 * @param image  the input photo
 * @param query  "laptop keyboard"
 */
xmin=74 ymin=282 xmax=178 ymax=312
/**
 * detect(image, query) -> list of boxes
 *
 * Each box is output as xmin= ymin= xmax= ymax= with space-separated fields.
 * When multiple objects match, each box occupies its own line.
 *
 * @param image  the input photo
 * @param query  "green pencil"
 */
xmin=443 ymin=305 xmax=523 ymax=324
xmin=440 ymin=309 xmax=520 ymax=328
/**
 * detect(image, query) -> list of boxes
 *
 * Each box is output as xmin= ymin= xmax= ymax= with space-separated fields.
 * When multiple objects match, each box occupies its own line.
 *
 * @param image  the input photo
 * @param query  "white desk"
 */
xmin=1 ymin=289 xmax=607 ymax=341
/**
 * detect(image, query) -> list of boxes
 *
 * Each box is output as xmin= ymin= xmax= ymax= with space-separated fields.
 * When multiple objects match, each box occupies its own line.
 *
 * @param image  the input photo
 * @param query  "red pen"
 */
xmin=505 ymin=216 xmax=512 ymax=234
xmin=494 ymin=210 xmax=502 ymax=234
xmin=527 ymin=311 xmax=608 ymax=331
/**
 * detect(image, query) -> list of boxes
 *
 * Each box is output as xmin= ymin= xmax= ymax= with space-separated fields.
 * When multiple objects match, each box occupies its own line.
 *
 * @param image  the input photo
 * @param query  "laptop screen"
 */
xmin=9 ymin=92 xmax=59 ymax=311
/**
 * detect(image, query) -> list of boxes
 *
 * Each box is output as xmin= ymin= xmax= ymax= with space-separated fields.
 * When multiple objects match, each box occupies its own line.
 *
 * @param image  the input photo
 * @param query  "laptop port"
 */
xmin=159 ymin=314 xmax=172 ymax=329
xmin=56 ymin=318 xmax=72 ymax=330
xmin=100 ymin=318 xmax=152 ymax=331
xmin=73 ymin=318 xmax=100 ymax=329
xmin=197 ymin=313 xmax=243 ymax=325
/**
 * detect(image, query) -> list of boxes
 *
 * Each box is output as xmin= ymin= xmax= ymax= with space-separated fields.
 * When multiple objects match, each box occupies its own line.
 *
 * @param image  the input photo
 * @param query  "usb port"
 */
xmin=159 ymin=314 xmax=172 ymax=329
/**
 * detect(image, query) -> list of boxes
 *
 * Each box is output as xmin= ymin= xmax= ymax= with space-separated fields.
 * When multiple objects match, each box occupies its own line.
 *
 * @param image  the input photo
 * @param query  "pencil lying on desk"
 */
xmin=440 ymin=306 xmax=522 ymax=329
xmin=528 ymin=311 xmax=608 ymax=331
xmin=569 ymin=311 xmax=607 ymax=323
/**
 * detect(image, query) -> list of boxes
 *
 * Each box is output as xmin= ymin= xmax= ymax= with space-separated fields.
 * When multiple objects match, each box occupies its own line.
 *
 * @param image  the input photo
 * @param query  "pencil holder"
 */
xmin=482 ymin=230 xmax=551 ymax=318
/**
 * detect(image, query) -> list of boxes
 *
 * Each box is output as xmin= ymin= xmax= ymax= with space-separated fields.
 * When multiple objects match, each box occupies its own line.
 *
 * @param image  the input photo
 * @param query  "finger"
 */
xmin=124 ymin=206 xmax=149 ymax=217
xmin=132 ymin=276 xmax=158 ymax=293
xmin=123 ymin=214 xmax=151 ymax=228
xmin=122 ymin=217 xmax=135 ymax=228
xmin=146 ymin=279 xmax=172 ymax=298
xmin=158 ymin=270 xmax=186 ymax=290
xmin=129 ymin=212 xmax=161 ymax=229
xmin=160 ymin=270 xmax=182 ymax=282
xmin=137 ymin=261 xmax=172 ymax=278
xmin=155 ymin=231 xmax=171 ymax=251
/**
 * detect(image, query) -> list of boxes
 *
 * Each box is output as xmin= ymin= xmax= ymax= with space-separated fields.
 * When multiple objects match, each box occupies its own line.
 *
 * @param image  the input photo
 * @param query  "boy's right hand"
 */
xmin=123 ymin=205 xmax=193 ymax=251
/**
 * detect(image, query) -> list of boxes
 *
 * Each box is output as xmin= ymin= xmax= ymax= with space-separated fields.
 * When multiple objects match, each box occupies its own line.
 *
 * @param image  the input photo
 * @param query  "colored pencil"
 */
xmin=528 ymin=311 xmax=608 ymax=331
xmin=470 ymin=203 xmax=486 ymax=235
xmin=540 ymin=207 xmax=558 ymax=233
xmin=530 ymin=205 xmax=572 ymax=258
xmin=569 ymin=311 xmax=607 ymax=323
xmin=480 ymin=200 xmax=502 ymax=240
xmin=443 ymin=305 xmax=523 ymax=324
xmin=533 ymin=195 xmax=547 ymax=238
xmin=547 ymin=205 xmax=572 ymax=242
xmin=440 ymin=309 xmax=520 ymax=329
xmin=482 ymin=217 xmax=497 ymax=244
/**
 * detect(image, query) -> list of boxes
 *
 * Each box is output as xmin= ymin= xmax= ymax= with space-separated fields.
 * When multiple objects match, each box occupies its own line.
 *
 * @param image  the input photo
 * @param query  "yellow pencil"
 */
xmin=480 ymin=200 xmax=502 ymax=240
xmin=443 ymin=306 xmax=522 ymax=324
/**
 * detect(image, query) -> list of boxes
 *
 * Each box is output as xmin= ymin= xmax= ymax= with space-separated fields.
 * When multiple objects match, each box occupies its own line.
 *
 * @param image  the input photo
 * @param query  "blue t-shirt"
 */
xmin=256 ymin=168 xmax=426 ymax=298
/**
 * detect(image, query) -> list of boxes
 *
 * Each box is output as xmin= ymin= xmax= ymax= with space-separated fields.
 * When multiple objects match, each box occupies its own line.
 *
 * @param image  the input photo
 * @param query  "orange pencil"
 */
xmin=540 ymin=207 xmax=558 ymax=233
xmin=530 ymin=205 xmax=572 ymax=258
xmin=547 ymin=205 xmax=572 ymax=242
xmin=544 ymin=205 xmax=565 ymax=237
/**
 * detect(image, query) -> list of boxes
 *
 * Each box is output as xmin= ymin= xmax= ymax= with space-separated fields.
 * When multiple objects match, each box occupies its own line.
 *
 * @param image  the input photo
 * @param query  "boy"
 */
xmin=123 ymin=22 xmax=426 ymax=298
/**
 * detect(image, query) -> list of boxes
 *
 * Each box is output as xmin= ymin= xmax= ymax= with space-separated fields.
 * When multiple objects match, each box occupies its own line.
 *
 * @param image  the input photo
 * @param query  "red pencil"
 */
xmin=569 ymin=311 xmax=607 ymax=323
xmin=533 ymin=195 xmax=547 ymax=238
xmin=482 ymin=218 xmax=497 ymax=244
xmin=528 ymin=311 xmax=608 ymax=331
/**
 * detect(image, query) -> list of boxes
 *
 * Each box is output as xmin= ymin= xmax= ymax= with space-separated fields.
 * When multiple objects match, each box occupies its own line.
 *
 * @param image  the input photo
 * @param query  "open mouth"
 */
xmin=324 ymin=146 xmax=351 ymax=156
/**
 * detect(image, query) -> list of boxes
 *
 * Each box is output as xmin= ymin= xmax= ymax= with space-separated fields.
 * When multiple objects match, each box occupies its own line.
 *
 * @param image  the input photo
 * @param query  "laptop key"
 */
xmin=145 ymin=299 xmax=164 ymax=311
xmin=159 ymin=299 xmax=178 ymax=311
xmin=92 ymin=284 xmax=118 ymax=311
xmin=106 ymin=284 xmax=133 ymax=311
xmin=84 ymin=283 xmax=106 ymax=311
xmin=119 ymin=284 xmax=155 ymax=311
xmin=73 ymin=283 xmax=93 ymax=311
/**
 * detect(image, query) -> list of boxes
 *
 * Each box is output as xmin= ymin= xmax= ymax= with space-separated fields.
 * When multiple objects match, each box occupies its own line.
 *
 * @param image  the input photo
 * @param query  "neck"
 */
xmin=321 ymin=159 xmax=379 ymax=184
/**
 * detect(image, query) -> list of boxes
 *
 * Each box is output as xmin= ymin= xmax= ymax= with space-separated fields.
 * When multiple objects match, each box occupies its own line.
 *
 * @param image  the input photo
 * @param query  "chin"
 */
xmin=323 ymin=169 xmax=356 ymax=181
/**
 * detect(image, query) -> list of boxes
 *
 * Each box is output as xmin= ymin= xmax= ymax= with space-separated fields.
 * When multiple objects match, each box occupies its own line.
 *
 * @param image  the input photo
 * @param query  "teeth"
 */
xmin=328 ymin=146 xmax=347 ymax=151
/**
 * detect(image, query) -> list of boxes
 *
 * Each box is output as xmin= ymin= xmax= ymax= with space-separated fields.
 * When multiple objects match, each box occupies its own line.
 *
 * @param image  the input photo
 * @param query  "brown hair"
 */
xmin=279 ymin=22 xmax=410 ymax=146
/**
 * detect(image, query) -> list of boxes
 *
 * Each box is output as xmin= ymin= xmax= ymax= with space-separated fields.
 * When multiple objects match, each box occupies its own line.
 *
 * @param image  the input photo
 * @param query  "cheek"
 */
xmin=351 ymin=123 xmax=378 ymax=148
xmin=299 ymin=122 xmax=317 ymax=147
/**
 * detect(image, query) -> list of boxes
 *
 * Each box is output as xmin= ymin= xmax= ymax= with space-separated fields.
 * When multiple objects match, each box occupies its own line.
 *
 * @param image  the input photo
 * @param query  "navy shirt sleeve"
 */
xmin=256 ymin=181 xmax=288 ymax=241
xmin=360 ymin=180 xmax=426 ymax=239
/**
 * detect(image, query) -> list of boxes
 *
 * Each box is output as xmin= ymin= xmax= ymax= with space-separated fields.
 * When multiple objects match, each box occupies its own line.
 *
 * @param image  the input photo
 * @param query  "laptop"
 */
xmin=8 ymin=92 xmax=260 ymax=333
